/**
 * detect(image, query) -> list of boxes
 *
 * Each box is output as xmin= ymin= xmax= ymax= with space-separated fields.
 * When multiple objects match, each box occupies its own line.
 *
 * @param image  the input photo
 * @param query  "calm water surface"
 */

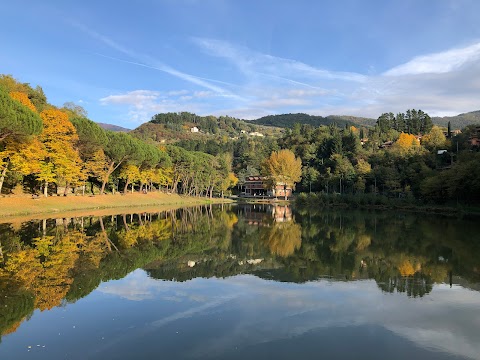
xmin=0 ymin=205 xmax=479 ymax=359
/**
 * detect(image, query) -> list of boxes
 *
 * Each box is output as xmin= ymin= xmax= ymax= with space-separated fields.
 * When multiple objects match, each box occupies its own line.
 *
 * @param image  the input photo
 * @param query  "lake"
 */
xmin=0 ymin=204 xmax=479 ymax=359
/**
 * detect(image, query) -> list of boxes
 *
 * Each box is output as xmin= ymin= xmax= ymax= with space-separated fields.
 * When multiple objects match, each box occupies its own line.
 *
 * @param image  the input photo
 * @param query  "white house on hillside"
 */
xmin=249 ymin=131 xmax=264 ymax=137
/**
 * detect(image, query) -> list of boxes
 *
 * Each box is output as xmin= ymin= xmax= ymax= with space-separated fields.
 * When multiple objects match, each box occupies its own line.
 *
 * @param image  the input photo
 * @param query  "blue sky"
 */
xmin=1 ymin=0 xmax=480 ymax=128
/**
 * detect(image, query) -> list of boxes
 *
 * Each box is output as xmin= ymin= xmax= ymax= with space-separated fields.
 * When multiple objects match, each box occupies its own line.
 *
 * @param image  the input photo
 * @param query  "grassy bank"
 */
xmin=0 ymin=192 xmax=232 ymax=221
xmin=295 ymin=192 xmax=480 ymax=217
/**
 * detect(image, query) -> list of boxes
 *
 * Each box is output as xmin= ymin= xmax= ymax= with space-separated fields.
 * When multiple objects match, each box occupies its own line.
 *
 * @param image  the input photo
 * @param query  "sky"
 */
xmin=1 ymin=0 xmax=480 ymax=128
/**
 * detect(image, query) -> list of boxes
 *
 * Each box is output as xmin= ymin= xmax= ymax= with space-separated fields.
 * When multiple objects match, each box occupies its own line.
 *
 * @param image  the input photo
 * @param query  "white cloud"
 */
xmin=95 ymin=271 xmax=480 ymax=359
xmin=100 ymin=90 xmax=160 ymax=106
xmin=384 ymin=41 xmax=480 ymax=76
xmin=93 ymin=35 xmax=480 ymax=122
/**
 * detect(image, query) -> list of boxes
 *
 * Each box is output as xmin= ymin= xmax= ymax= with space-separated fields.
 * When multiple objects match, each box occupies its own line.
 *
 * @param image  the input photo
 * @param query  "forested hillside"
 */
xmin=130 ymin=112 xmax=282 ymax=143
xmin=250 ymin=113 xmax=376 ymax=128
xmin=250 ymin=111 xmax=480 ymax=130
xmin=433 ymin=111 xmax=480 ymax=129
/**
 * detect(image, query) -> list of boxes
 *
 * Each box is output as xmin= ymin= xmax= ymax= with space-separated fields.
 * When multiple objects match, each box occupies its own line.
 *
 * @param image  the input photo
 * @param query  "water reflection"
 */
xmin=0 ymin=204 xmax=479 ymax=359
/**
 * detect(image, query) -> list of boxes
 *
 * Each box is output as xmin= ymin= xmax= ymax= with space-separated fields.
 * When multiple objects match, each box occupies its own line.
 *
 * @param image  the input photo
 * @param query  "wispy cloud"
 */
xmin=384 ymin=41 xmax=480 ymax=76
xmin=71 ymin=21 xmax=240 ymax=99
xmin=193 ymin=37 xmax=367 ymax=84
xmin=87 ymin=29 xmax=480 ymax=121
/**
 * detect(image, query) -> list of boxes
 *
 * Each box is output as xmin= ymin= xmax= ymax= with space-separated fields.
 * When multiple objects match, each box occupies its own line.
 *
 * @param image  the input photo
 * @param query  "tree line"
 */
xmin=0 ymin=75 xmax=238 ymax=197
xmin=2 ymin=73 xmax=479 ymax=205
xmin=277 ymin=111 xmax=479 ymax=205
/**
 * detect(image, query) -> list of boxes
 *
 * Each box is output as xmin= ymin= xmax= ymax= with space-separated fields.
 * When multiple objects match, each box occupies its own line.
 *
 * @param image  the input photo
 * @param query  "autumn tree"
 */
xmin=0 ymin=87 xmax=42 ymax=143
xmin=422 ymin=126 xmax=447 ymax=150
xmin=0 ymin=75 xmax=48 ymax=111
xmin=392 ymin=133 xmax=421 ymax=155
xmin=39 ymin=109 xmax=83 ymax=196
xmin=119 ymin=164 xmax=141 ymax=193
xmin=261 ymin=149 xmax=302 ymax=200
xmin=0 ymin=89 xmax=43 ymax=193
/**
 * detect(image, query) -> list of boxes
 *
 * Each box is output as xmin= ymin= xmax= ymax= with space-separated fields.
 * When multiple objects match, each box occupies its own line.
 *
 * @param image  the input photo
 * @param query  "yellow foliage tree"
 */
xmin=10 ymin=91 xmax=37 ymax=112
xmin=398 ymin=259 xmax=416 ymax=277
xmin=119 ymin=164 xmax=140 ymax=193
xmin=261 ymin=149 xmax=302 ymax=200
xmin=421 ymin=126 xmax=446 ymax=150
xmin=392 ymin=133 xmax=421 ymax=155
xmin=39 ymin=109 xmax=83 ymax=196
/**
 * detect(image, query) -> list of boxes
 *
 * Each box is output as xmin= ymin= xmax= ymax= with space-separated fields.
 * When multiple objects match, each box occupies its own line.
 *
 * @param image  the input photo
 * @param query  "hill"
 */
xmin=250 ymin=113 xmax=375 ymax=129
xmin=130 ymin=112 xmax=282 ymax=143
xmin=97 ymin=122 xmax=130 ymax=132
xmin=432 ymin=110 xmax=480 ymax=129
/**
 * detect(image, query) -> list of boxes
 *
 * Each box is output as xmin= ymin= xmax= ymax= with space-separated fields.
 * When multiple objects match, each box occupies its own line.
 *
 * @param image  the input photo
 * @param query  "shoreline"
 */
xmin=0 ymin=192 xmax=233 ymax=223
xmin=294 ymin=197 xmax=480 ymax=218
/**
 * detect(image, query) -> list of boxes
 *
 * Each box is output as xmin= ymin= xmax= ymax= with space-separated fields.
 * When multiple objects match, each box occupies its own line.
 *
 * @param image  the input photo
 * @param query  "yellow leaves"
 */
xmin=392 ymin=133 xmax=422 ymax=155
xmin=10 ymin=91 xmax=36 ymax=112
xmin=398 ymin=259 xmax=416 ymax=277
xmin=355 ymin=159 xmax=371 ymax=175
xmin=10 ymin=137 xmax=45 ymax=175
xmin=262 ymin=222 xmax=302 ymax=257
xmin=38 ymin=109 xmax=83 ymax=187
xmin=118 ymin=218 xmax=172 ymax=248
xmin=40 ymin=109 xmax=78 ymax=143
xmin=262 ymin=149 xmax=302 ymax=188
xmin=84 ymin=149 xmax=109 ymax=180
xmin=396 ymin=133 xmax=419 ymax=148
xmin=227 ymin=172 xmax=238 ymax=187
xmin=120 ymin=164 xmax=141 ymax=182
xmin=421 ymin=126 xmax=446 ymax=150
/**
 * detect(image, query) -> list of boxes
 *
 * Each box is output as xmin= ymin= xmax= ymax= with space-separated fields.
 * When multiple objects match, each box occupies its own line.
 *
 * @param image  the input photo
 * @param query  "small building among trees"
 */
xmin=241 ymin=176 xmax=293 ymax=198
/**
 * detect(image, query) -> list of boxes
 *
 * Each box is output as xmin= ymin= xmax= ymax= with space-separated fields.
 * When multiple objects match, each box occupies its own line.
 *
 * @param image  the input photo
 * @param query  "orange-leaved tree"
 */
xmin=392 ymin=132 xmax=422 ymax=155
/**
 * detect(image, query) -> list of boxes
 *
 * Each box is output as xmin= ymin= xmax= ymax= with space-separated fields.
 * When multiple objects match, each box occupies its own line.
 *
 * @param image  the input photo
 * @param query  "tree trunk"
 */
xmin=64 ymin=181 xmax=70 ymax=196
xmin=0 ymin=160 xmax=8 ymax=195
xmin=44 ymin=180 xmax=48 ymax=197
xmin=124 ymin=179 xmax=130 ymax=194
xmin=0 ymin=239 xmax=4 ymax=264
xmin=100 ymin=161 xmax=115 ymax=195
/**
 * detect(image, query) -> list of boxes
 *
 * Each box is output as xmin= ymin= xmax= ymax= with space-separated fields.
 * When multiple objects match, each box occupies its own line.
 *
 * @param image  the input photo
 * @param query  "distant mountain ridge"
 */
xmin=97 ymin=122 xmax=131 ymax=132
xmin=250 ymin=110 xmax=480 ymax=130
xmin=98 ymin=110 xmax=480 ymax=136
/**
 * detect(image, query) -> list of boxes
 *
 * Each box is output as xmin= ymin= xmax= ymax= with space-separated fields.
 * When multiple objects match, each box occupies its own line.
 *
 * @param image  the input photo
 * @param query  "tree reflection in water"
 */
xmin=0 ymin=204 xmax=479 ymax=340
